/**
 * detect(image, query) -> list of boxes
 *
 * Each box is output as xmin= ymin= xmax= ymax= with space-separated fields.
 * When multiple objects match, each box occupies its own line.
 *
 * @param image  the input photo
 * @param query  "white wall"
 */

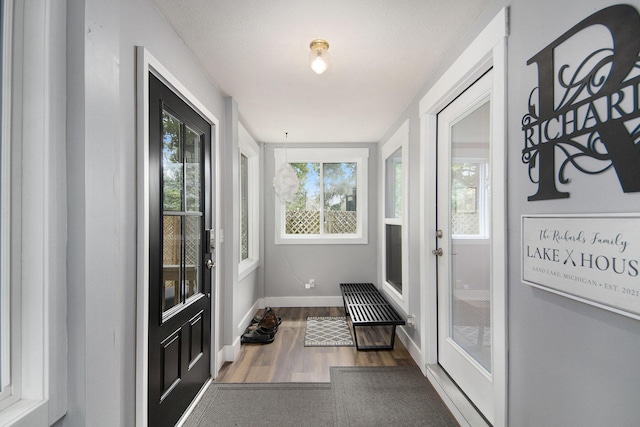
xmin=64 ymin=0 xmax=227 ymax=425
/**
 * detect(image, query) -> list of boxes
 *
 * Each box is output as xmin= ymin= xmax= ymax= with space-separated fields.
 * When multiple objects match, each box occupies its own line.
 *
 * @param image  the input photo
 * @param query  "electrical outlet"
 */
xmin=407 ymin=314 xmax=416 ymax=328
xmin=305 ymin=283 xmax=310 ymax=289
xmin=309 ymin=279 xmax=315 ymax=288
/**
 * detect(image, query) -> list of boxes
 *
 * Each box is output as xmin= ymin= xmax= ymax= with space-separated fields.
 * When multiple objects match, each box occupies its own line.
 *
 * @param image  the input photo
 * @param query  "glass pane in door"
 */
xmin=162 ymin=112 xmax=183 ymax=211
xmin=162 ymin=215 xmax=182 ymax=312
xmin=184 ymin=125 xmax=202 ymax=212
xmin=449 ymin=100 xmax=492 ymax=372
xmin=185 ymin=215 xmax=201 ymax=299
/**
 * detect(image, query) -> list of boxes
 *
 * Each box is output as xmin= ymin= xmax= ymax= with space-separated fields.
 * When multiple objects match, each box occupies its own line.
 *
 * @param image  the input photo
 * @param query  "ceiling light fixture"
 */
xmin=309 ymin=39 xmax=330 ymax=74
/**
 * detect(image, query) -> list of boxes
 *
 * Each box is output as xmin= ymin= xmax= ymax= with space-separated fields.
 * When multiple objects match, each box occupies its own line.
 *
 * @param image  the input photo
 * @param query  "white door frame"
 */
xmin=135 ymin=47 xmax=222 ymax=427
xmin=419 ymin=8 xmax=508 ymax=427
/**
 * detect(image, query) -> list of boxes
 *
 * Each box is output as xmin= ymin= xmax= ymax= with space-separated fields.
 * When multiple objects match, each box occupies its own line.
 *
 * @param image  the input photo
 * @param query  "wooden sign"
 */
xmin=522 ymin=215 xmax=640 ymax=319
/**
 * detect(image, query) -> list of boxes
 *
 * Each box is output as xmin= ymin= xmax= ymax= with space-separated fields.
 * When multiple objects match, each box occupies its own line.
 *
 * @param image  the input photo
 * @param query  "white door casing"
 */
xmin=135 ymin=47 xmax=222 ymax=427
xmin=419 ymin=7 xmax=507 ymax=427
xmin=436 ymin=70 xmax=493 ymax=421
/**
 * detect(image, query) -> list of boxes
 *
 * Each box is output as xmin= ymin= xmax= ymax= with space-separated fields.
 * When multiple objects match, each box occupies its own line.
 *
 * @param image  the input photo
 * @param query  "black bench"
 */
xmin=340 ymin=283 xmax=405 ymax=351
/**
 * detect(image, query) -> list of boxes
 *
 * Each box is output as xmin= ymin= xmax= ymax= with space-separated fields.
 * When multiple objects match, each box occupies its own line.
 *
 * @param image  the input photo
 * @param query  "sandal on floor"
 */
xmin=244 ymin=323 xmax=277 ymax=336
xmin=251 ymin=308 xmax=282 ymax=326
xmin=241 ymin=329 xmax=275 ymax=344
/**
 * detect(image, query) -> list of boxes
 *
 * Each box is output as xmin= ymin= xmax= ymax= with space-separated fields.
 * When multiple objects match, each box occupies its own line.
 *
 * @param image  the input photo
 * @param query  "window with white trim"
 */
xmin=238 ymin=124 xmax=260 ymax=278
xmin=0 ymin=0 xmax=9 ymax=403
xmin=274 ymin=148 xmax=368 ymax=244
xmin=381 ymin=122 xmax=409 ymax=311
xmin=0 ymin=0 xmax=67 ymax=423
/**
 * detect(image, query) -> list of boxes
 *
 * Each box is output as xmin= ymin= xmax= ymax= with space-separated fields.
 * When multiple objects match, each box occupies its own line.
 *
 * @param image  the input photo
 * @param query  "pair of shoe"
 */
xmin=250 ymin=307 xmax=281 ymax=331
xmin=240 ymin=308 xmax=281 ymax=344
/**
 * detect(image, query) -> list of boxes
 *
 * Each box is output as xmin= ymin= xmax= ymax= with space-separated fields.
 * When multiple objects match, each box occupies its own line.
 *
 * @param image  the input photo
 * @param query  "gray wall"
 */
xmin=263 ymin=143 xmax=379 ymax=300
xmin=378 ymin=0 xmax=640 ymax=424
xmin=507 ymin=0 xmax=640 ymax=424
xmin=224 ymin=97 xmax=264 ymax=341
xmin=64 ymin=0 xmax=228 ymax=425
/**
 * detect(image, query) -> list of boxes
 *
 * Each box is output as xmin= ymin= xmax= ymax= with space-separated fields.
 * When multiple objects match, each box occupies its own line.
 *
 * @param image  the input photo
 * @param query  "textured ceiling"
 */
xmin=151 ymin=0 xmax=492 ymax=143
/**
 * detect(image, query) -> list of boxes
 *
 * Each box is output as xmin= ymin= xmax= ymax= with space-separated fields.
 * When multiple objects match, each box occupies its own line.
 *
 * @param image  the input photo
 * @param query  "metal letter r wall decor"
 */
xmin=522 ymin=4 xmax=640 ymax=201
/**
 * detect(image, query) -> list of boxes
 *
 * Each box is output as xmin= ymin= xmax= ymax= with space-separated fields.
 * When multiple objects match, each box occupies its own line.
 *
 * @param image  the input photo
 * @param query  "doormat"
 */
xmin=304 ymin=316 xmax=354 ymax=347
xmin=331 ymin=366 xmax=458 ymax=426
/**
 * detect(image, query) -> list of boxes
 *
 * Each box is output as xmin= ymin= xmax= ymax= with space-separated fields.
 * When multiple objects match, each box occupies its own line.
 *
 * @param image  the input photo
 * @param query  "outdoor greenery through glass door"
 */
xmin=161 ymin=110 xmax=203 ymax=313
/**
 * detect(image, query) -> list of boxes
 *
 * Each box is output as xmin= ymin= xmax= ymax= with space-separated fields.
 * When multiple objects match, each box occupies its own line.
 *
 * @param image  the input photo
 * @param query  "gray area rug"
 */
xmin=183 ymin=382 xmax=334 ymax=427
xmin=183 ymin=367 xmax=458 ymax=426
xmin=305 ymin=316 xmax=354 ymax=347
xmin=332 ymin=366 xmax=458 ymax=427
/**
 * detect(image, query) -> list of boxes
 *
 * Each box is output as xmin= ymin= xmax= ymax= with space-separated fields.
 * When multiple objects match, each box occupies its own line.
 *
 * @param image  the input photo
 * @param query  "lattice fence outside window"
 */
xmin=325 ymin=211 xmax=357 ymax=234
xmin=452 ymin=212 xmax=480 ymax=235
xmin=286 ymin=210 xmax=320 ymax=234
xmin=286 ymin=210 xmax=357 ymax=234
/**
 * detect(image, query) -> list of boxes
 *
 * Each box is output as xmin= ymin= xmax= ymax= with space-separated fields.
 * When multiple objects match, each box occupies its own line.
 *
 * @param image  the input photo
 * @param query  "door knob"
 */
xmin=205 ymin=259 xmax=215 ymax=269
xmin=432 ymin=248 xmax=443 ymax=256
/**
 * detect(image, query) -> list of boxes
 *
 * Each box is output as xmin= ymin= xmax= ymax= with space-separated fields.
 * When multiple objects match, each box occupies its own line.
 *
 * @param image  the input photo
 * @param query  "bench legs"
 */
xmin=352 ymin=324 xmax=397 ymax=351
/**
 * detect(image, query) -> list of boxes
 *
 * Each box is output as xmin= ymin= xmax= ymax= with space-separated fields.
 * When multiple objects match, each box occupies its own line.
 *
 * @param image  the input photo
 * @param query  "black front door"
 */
xmin=148 ymin=73 xmax=213 ymax=426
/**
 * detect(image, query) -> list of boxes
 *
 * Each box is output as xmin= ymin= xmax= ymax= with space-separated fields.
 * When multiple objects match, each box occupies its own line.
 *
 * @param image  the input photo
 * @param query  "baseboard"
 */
xmin=396 ymin=326 xmax=422 ymax=370
xmin=425 ymin=364 xmax=489 ymax=427
xmin=264 ymin=296 xmax=343 ymax=307
xmin=217 ymin=337 xmax=241 ymax=370
xmin=237 ymin=300 xmax=261 ymax=336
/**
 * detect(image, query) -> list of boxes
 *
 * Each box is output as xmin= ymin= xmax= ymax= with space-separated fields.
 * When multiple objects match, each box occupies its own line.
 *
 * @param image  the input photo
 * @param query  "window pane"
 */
xmin=240 ymin=153 xmax=249 ymax=260
xmin=451 ymin=162 xmax=482 ymax=235
xmin=185 ymin=216 xmax=201 ymax=299
xmin=450 ymin=100 xmax=492 ymax=372
xmin=386 ymin=224 xmax=402 ymax=292
xmin=162 ymin=215 xmax=182 ymax=312
xmin=184 ymin=125 xmax=202 ymax=212
xmin=162 ymin=112 xmax=183 ymax=211
xmin=323 ymin=162 xmax=357 ymax=234
xmin=286 ymin=163 xmax=320 ymax=234
xmin=385 ymin=148 xmax=402 ymax=219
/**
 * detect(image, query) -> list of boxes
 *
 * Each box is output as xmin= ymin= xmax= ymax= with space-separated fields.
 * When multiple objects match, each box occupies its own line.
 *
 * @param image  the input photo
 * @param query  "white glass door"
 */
xmin=436 ymin=70 xmax=494 ymax=422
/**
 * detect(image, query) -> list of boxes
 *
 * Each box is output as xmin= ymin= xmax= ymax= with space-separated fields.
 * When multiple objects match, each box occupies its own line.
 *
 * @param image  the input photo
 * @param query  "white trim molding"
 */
xmin=419 ymin=7 xmax=508 ymax=427
xmin=263 ymin=296 xmax=344 ymax=308
xmin=274 ymin=147 xmax=369 ymax=245
xmin=135 ymin=46 xmax=222 ymax=427
xmin=238 ymin=123 xmax=261 ymax=280
xmin=0 ymin=1 xmax=68 ymax=425
xmin=380 ymin=120 xmax=410 ymax=314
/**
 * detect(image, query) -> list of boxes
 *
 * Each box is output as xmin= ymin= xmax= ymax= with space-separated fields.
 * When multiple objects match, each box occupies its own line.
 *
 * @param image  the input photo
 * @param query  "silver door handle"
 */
xmin=206 ymin=259 xmax=215 ymax=269
xmin=432 ymin=248 xmax=443 ymax=256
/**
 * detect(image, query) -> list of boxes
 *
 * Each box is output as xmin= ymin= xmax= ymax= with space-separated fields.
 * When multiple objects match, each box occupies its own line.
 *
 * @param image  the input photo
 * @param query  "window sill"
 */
xmin=238 ymin=258 xmax=259 ymax=281
xmin=452 ymin=237 xmax=490 ymax=245
xmin=0 ymin=399 xmax=48 ymax=426
xmin=382 ymin=281 xmax=408 ymax=314
xmin=275 ymin=235 xmax=368 ymax=245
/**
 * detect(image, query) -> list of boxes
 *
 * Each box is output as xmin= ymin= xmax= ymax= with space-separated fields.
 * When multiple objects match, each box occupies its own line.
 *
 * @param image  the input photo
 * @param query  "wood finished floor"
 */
xmin=214 ymin=307 xmax=417 ymax=383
